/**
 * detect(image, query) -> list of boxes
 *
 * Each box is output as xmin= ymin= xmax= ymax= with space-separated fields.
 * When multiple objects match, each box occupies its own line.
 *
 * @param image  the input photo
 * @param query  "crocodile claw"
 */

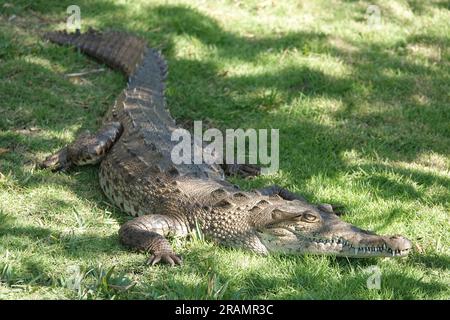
xmin=147 ymin=253 xmax=183 ymax=266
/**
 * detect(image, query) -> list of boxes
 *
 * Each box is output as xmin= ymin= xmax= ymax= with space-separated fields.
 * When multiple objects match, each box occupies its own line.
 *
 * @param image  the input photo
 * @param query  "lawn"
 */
xmin=0 ymin=0 xmax=449 ymax=299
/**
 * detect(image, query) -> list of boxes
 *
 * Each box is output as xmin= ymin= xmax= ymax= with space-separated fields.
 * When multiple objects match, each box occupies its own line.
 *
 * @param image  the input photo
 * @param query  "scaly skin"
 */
xmin=41 ymin=29 xmax=413 ymax=266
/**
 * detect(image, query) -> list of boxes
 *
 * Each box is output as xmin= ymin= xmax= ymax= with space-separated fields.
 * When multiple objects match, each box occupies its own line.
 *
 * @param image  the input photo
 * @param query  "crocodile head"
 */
xmin=255 ymin=200 xmax=412 ymax=258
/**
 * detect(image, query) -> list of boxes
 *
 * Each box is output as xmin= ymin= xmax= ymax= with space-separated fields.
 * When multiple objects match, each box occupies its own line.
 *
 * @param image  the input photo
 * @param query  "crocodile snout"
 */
xmin=384 ymin=235 xmax=413 ymax=254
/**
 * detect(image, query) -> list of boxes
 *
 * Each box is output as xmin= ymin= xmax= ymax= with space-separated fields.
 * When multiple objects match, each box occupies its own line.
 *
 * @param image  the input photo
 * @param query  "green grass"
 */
xmin=0 ymin=0 xmax=449 ymax=299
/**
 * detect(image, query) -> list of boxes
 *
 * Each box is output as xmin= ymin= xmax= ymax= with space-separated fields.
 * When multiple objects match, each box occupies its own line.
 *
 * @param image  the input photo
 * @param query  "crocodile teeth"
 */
xmin=354 ymin=248 xmax=359 ymax=254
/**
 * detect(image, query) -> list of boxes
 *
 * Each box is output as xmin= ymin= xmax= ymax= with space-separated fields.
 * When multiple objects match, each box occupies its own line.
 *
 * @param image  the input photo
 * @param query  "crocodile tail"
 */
xmin=44 ymin=28 xmax=148 ymax=77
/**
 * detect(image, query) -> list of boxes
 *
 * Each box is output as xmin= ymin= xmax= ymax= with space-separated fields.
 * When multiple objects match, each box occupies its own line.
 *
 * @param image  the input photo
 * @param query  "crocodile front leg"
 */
xmin=119 ymin=214 xmax=188 ymax=266
xmin=41 ymin=122 xmax=123 ymax=171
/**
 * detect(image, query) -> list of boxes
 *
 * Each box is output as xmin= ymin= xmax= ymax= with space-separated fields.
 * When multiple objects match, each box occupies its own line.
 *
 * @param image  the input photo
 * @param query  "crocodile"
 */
xmin=41 ymin=29 xmax=412 ymax=266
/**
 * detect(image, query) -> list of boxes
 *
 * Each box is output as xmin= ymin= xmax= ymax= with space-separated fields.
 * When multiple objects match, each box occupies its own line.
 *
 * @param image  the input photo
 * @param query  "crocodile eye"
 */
xmin=301 ymin=212 xmax=318 ymax=223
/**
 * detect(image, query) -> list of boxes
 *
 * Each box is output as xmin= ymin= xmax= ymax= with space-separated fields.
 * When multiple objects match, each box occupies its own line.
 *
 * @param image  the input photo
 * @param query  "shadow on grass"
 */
xmin=0 ymin=222 xmax=120 ymax=256
xmin=130 ymin=247 xmax=449 ymax=299
xmin=409 ymin=253 xmax=450 ymax=272
xmin=3 ymin=1 xmax=448 ymax=190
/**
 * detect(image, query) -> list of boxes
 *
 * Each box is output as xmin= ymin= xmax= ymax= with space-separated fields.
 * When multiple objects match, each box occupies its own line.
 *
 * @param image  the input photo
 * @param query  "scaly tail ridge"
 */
xmin=44 ymin=28 xmax=148 ymax=76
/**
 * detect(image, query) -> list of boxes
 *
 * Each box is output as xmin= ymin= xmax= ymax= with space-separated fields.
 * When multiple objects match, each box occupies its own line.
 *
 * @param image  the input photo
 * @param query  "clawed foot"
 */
xmin=318 ymin=203 xmax=345 ymax=216
xmin=147 ymin=251 xmax=183 ymax=267
xmin=222 ymin=163 xmax=261 ymax=178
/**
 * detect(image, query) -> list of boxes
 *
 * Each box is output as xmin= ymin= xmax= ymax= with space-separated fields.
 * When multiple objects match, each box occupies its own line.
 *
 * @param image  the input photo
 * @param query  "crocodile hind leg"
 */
xmin=41 ymin=122 xmax=123 ymax=171
xmin=119 ymin=214 xmax=188 ymax=266
xmin=221 ymin=163 xmax=261 ymax=178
